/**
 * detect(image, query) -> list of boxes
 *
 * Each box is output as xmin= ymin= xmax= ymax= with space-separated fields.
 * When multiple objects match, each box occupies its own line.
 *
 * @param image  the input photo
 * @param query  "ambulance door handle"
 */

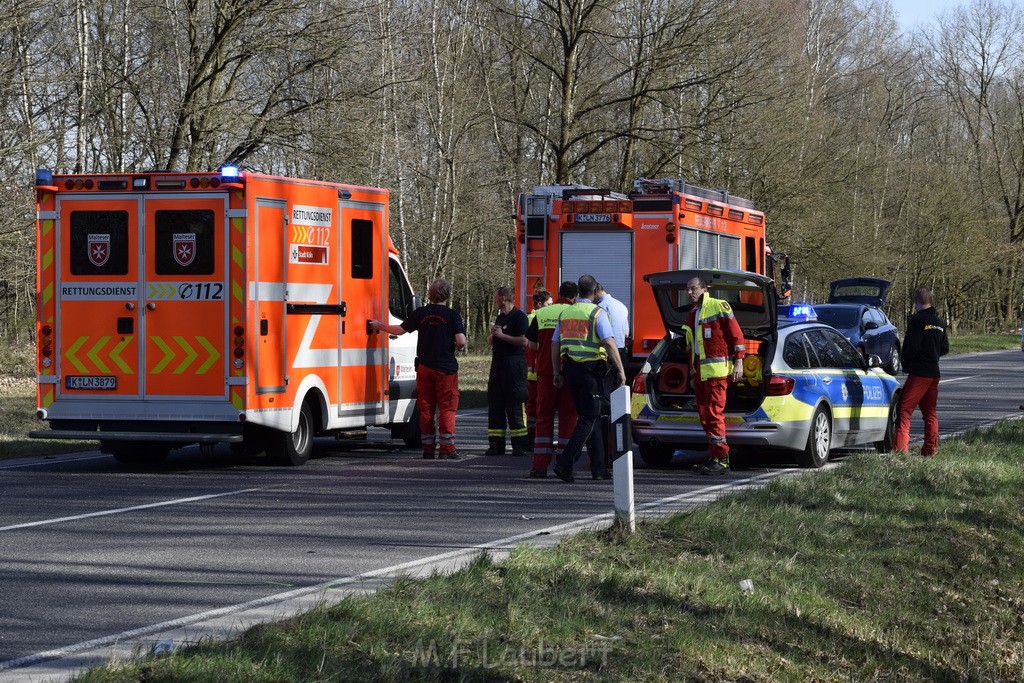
xmin=147 ymin=302 xmax=157 ymax=310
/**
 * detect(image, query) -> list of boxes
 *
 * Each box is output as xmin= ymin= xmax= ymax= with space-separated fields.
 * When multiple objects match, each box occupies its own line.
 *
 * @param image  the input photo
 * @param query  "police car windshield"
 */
xmin=814 ymin=307 xmax=859 ymax=328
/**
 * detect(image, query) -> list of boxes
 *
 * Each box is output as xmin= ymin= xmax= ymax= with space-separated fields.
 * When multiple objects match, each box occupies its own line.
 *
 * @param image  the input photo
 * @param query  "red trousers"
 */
xmin=695 ymin=376 xmax=729 ymax=460
xmin=416 ymin=365 xmax=459 ymax=455
xmin=531 ymin=374 xmax=578 ymax=472
xmin=526 ymin=379 xmax=538 ymax=435
xmin=894 ymin=375 xmax=940 ymax=455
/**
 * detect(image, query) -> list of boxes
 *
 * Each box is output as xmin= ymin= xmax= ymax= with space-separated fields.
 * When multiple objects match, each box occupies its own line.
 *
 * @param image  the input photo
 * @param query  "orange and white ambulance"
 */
xmin=514 ymin=178 xmax=770 ymax=369
xmin=31 ymin=168 xmax=420 ymax=465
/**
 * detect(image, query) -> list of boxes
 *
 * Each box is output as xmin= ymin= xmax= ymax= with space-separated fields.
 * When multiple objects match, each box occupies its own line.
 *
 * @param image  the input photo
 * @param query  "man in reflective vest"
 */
xmin=682 ymin=276 xmax=745 ymax=475
xmin=526 ymin=281 xmax=578 ymax=477
xmin=550 ymin=275 xmax=626 ymax=482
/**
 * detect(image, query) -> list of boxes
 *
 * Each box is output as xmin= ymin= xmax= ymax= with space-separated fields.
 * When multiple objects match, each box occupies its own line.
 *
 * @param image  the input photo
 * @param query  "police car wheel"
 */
xmin=875 ymin=393 xmax=899 ymax=454
xmin=797 ymin=406 xmax=831 ymax=468
xmin=638 ymin=444 xmax=674 ymax=467
xmin=270 ymin=403 xmax=314 ymax=466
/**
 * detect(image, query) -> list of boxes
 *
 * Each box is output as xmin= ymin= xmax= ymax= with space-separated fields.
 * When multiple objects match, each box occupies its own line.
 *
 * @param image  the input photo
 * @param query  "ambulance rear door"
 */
xmin=338 ymin=198 xmax=388 ymax=425
xmin=54 ymin=196 xmax=143 ymax=400
xmin=141 ymin=195 xmax=230 ymax=402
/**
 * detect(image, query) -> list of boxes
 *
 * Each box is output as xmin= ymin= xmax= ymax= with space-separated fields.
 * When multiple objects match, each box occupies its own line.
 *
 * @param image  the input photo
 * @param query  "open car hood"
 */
xmin=644 ymin=269 xmax=777 ymax=338
xmin=828 ymin=277 xmax=890 ymax=307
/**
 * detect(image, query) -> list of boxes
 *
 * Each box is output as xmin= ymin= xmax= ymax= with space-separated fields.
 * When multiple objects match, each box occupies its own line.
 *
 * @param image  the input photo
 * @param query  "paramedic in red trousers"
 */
xmin=682 ymin=276 xmax=745 ymax=475
xmin=485 ymin=286 xmax=531 ymax=456
xmin=894 ymin=284 xmax=949 ymax=456
xmin=551 ymin=275 xmax=626 ymax=482
xmin=369 ymin=279 xmax=467 ymax=459
xmin=525 ymin=290 xmax=552 ymax=447
xmin=526 ymin=281 xmax=578 ymax=478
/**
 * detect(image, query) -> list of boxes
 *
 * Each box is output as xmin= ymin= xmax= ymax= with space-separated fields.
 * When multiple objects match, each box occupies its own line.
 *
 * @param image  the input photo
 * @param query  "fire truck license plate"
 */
xmin=65 ymin=376 xmax=117 ymax=390
xmin=575 ymin=213 xmax=611 ymax=223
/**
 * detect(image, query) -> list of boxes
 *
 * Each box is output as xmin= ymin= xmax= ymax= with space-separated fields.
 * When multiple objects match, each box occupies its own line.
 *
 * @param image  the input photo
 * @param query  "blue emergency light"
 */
xmin=788 ymin=304 xmax=817 ymax=320
xmin=35 ymin=169 xmax=53 ymax=186
xmin=220 ymin=165 xmax=240 ymax=179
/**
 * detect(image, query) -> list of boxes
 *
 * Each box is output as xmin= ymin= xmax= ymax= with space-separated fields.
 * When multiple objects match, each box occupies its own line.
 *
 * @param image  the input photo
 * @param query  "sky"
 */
xmin=888 ymin=0 xmax=964 ymax=29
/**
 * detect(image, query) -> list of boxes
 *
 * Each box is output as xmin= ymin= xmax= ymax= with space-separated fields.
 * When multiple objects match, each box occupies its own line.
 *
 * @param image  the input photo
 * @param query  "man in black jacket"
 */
xmin=893 ymin=284 xmax=949 ymax=456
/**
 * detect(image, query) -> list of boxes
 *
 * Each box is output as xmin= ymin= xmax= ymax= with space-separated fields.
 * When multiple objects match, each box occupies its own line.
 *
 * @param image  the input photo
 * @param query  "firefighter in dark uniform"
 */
xmin=550 ymin=275 xmax=626 ymax=482
xmin=485 ymin=286 xmax=531 ymax=456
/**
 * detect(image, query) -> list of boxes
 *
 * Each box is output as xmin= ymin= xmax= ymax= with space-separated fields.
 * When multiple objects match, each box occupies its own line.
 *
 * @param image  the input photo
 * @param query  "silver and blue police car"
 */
xmin=631 ymin=269 xmax=901 ymax=468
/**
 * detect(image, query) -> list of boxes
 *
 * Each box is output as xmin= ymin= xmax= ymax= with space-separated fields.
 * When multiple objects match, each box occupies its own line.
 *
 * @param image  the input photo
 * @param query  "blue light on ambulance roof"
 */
xmin=35 ymin=169 xmax=53 ymax=186
xmin=788 ymin=304 xmax=817 ymax=320
xmin=220 ymin=165 xmax=240 ymax=178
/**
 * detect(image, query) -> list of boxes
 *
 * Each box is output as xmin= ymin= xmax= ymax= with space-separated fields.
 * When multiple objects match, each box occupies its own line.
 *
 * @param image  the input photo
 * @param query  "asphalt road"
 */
xmin=0 ymin=348 xmax=1019 ymax=677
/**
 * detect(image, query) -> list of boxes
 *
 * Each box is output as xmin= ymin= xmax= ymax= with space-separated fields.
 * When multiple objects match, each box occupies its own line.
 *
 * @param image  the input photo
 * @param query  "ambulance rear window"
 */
xmin=155 ymin=210 xmax=215 ymax=275
xmin=351 ymin=219 xmax=373 ymax=279
xmin=70 ymin=211 xmax=129 ymax=275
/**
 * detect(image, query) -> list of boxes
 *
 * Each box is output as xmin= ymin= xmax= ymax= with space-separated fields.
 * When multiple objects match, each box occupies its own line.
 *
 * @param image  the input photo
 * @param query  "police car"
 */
xmin=631 ymin=269 xmax=902 ymax=468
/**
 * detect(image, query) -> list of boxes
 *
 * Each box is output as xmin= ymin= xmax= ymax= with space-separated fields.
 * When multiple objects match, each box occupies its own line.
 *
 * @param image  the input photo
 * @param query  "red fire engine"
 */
xmin=515 ymin=178 xmax=770 ymax=367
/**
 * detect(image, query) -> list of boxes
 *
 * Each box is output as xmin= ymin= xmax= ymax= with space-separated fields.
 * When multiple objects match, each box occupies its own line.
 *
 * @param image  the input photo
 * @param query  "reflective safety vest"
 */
xmin=558 ymin=302 xmax=607 ymax=363
xmin=533 ymin=301 xmax=571 ymax=376
xmin=682 ymin=295 xmax=744 ymax=380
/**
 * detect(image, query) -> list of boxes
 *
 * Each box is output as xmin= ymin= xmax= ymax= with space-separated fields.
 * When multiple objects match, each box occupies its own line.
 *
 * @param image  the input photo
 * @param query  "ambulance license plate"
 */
xmin=65 ymin=375 xmax=117 ymax=390
xmin=574 ymin=213 xmax=611 ymax=223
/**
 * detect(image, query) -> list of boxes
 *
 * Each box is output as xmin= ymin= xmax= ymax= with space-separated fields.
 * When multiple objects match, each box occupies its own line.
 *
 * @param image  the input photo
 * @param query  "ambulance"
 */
xmin=514 ymin=178 xmax=771 ymax=370
xmin=31 ymin=168 xmax=420 ymax=465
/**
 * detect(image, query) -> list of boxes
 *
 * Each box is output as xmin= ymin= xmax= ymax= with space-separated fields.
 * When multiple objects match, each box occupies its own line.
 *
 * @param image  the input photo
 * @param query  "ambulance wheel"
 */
xmin=270 ymin=403 xmax=314 ymax=466
xmin=400 ymin=406 xmax=422 ymax=448
xmin=109 ymin=441 xmax=171 ymax=465
xmin=796 ymin=406 xmax=831 ymax=468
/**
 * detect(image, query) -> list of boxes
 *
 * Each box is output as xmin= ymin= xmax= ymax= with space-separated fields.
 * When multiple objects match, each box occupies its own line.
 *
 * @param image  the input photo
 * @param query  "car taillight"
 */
xmin=765 ymin=374 xmax=795 ymax=396
xmin=632 ymin=373 xmax=646 ymax=394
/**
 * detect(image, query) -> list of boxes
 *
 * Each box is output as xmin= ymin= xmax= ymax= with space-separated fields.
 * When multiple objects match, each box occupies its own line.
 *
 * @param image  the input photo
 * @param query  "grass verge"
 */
xmin=73 ymin=421 xmax=1024 ymax=682
xmin=948 ymin=332 xmax=1019 ymax=354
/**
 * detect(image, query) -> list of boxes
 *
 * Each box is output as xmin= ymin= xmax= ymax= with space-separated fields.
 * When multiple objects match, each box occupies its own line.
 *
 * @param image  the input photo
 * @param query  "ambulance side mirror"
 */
xmin=409 ymin=294 xmax=422 ymax=315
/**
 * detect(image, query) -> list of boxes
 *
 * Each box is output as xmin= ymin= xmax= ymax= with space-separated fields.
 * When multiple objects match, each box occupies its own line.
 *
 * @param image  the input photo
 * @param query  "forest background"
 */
xmin=1 ymin=0 xmax=1022 ymax=344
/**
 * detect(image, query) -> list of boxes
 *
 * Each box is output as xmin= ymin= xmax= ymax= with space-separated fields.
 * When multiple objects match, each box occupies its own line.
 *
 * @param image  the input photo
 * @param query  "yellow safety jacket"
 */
xmin=558 ymin=302 xmax=607 ymax=363
xmin=682 ymin=296 xmax=745 ymax=380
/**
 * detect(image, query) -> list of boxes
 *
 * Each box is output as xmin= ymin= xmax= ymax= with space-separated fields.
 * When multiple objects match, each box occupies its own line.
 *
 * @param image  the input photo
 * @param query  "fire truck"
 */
xmin=31 ymin=168 xmax=421 ymax=465
xmin=514 ymin=178 xmax=770 ymax=368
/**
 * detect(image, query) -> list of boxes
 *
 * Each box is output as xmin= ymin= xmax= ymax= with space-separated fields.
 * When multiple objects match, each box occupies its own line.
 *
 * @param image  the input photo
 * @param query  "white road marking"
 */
xmin=939 ymin=376 xmax=972 ymax=384
xmin=0 ymin=488 xmax=265 ymax=533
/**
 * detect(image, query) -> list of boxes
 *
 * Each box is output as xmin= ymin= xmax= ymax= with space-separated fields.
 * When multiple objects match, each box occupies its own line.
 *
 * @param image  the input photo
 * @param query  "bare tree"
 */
xmin=930 ymin=0 xmax=1024 ymax=320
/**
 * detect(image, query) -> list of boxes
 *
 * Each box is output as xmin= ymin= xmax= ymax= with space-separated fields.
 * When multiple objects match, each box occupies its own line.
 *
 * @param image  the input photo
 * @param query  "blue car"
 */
xmin=813 ymin=277 xmax=901 ymax=375
xmin=632 ymin=269 xmax=902 ymax=468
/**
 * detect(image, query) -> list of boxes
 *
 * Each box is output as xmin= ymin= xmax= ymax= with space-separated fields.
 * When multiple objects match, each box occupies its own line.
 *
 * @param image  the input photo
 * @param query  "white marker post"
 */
xmin=610 ymin=385 xmax=635 ymax=532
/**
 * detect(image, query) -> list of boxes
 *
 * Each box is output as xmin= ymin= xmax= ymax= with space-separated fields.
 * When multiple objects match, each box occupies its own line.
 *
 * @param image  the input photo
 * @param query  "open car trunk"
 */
xmin=645 ymin=333 xmax=774 ymax=415
xmin=642 ymin=269 xmax=778 ymax=416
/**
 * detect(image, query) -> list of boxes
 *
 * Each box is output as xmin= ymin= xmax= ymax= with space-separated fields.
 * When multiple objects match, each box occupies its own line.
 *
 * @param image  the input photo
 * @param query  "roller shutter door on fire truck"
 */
xmin=560 ymin=232 xmax=633 ymax=319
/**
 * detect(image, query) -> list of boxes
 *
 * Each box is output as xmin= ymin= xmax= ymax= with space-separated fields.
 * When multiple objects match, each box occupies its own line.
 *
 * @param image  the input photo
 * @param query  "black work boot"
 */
xmin=693 ymin=458 xmax=730 ymax=475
